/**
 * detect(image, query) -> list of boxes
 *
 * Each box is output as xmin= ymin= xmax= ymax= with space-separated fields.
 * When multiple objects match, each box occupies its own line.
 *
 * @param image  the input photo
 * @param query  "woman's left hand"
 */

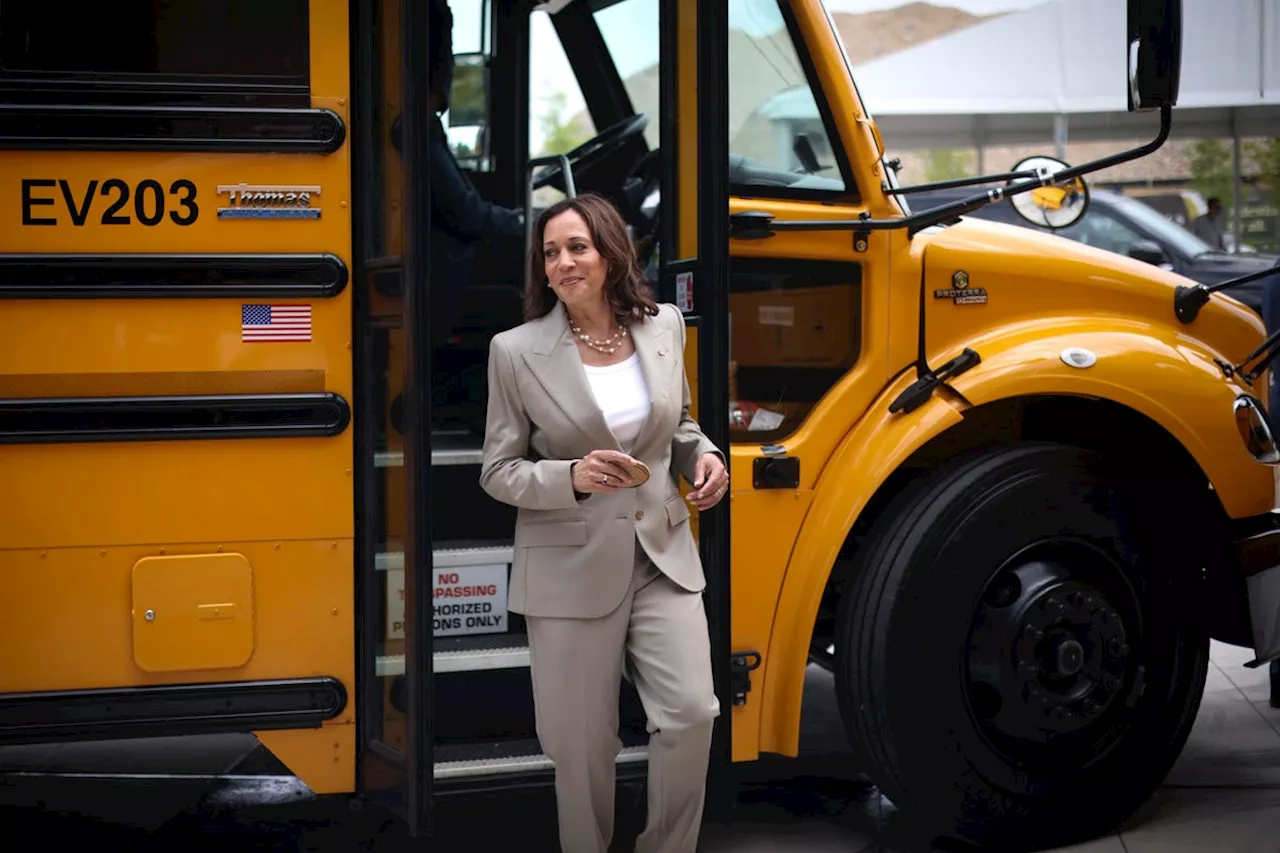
xmin=688 ymin=452 xmax=729 ymax=510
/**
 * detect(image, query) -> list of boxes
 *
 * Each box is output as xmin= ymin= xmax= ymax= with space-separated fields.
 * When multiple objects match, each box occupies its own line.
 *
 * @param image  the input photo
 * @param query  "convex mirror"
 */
xmin=1008 ymin=156 xmax=1090 ymax=229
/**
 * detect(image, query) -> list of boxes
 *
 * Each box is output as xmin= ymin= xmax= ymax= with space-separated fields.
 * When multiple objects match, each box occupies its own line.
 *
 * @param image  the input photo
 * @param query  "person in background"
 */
xmin=1189 ymin=197 xmax=1226 ymax=251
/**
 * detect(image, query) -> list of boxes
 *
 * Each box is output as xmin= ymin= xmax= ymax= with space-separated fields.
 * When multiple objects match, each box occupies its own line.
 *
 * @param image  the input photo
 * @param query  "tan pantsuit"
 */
xmin=480 ymin=302 xmax=724 ymax=853
xmin=527 ymin=540 xmax=719 ymax=853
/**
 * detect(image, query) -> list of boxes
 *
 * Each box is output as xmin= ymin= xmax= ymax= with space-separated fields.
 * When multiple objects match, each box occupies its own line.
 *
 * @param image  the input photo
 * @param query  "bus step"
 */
xmin=375 ymin=430 xmax=483 ymax=468
xmin=377 ymin=633 xmax=530 ymax=676
xmin=433 ymin=739 xmax=647 ymax=780
xmin=375 ymin=541 xmax=512 ymax=573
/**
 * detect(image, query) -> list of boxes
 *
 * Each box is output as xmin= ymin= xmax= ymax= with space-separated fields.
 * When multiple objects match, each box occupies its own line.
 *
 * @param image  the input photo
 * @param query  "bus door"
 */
xmin=350 ymin=0 xmax=729 ymax=835
xmin=350 ymin=0 xmax=438 ymax=834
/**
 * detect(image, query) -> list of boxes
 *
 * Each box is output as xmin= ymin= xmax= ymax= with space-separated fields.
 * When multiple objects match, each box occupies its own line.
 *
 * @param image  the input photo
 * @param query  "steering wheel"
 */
xmin=531 ymin=114 xmax=650 ymax=191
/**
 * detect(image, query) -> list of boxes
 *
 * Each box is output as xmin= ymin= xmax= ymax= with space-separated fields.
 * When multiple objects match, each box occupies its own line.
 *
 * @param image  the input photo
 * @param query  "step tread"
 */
xmin=433 ymin=739 xmax=647 ymax=779
xmin=377 ymin=634 xmax=531 ymax=676
xmin=376 ymin=540 xmax=513 ymax=572
xmin=375 ymin=430 xmax=483 ymax=468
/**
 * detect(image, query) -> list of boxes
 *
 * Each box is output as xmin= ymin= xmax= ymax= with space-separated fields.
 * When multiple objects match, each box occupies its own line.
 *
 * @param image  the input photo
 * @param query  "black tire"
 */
xmin=836 ymin=442 xmax=1208 ymax=851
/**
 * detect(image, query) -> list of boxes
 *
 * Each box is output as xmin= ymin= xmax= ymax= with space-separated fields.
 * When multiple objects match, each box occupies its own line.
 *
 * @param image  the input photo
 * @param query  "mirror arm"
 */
xmin=1046 ymin=104 xmax=1172 ymax=184
xmin=742 ymin=106 xmax=1173 ymax=239
xmin=886 ymin=170 xmax=1041 ymax=195
xmin=1174 ymin=265 xmax=1280 ymax=324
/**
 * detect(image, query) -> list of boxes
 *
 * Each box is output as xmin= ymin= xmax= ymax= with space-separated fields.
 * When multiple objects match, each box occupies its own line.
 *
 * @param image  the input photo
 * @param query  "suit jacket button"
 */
xmin=635 ymin=509 xmax=645 ymax=520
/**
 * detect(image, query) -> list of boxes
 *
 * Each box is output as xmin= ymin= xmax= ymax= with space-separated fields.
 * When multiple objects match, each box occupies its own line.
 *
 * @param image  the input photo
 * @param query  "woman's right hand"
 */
xmin=572 ymin=449 xmax=640 ymax=493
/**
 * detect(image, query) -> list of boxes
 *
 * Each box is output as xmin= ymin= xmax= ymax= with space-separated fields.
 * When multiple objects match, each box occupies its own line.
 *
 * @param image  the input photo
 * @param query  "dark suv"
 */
xmin=903 ymin=187 xmax=1280 ymax=315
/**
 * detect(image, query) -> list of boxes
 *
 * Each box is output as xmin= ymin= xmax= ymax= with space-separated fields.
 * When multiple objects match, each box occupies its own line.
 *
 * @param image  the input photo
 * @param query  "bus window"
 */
xmin=594 ymin=0 xmax=660 ymax=150
xmin=528 ymin=9 xmax=597 ymax=207
xmin=0 ymin=0 xmax=309 ymax=107
xmin=441 ymin=0 xmax=495 ymax=172
xmin=726 ymin=0 xmax=849 ymax=196
xmin=725 ymin=0 xmax=862 ymax=444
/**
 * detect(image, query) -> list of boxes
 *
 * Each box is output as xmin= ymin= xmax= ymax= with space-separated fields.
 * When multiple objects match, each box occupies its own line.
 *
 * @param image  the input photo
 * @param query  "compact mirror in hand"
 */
xmin=620 ymin=458 xmax=650 ymax=487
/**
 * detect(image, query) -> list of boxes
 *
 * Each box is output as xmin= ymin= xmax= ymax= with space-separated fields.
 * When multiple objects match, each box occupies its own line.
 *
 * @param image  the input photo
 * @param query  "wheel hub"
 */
xmin=966 ymin=556 xmax=1139 ymax=748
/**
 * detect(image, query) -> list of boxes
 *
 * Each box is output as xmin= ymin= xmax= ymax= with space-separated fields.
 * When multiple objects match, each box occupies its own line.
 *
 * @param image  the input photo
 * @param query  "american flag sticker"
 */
xmin=241 ymin=304 xmax=312 ymax=342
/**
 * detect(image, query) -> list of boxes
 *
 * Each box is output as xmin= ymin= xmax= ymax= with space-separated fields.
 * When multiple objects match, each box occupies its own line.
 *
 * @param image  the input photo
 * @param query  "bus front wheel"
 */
xmin=835 ymin=442 xmax=1208 ymax=850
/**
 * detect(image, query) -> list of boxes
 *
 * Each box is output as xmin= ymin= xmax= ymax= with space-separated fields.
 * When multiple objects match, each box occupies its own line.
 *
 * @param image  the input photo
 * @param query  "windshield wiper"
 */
xmin=1174 ymin=265 xmax=1280 ymax=323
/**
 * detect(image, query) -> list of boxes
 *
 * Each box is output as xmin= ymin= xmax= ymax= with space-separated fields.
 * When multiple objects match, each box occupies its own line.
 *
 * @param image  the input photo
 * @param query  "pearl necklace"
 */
xmin=569 ymin=318 xmax=629 ymax=355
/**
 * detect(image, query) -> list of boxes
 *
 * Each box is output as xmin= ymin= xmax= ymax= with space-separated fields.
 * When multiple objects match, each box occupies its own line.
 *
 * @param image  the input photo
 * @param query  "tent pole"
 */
xmin=1232 ymin=108 xmax=1244 ymax=254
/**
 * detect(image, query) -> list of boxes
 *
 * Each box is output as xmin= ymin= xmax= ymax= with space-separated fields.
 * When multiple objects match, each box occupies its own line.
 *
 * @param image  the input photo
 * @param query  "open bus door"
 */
xmin=349 ymin=0 xmax=730 ymax=838
xmin=349 ymin=0 xmax=438 ymax=834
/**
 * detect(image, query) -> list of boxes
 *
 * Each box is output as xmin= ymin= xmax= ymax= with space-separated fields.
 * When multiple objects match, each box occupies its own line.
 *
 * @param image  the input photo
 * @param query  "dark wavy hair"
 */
xmin=524 ymin=193 xmax=659 ymax=326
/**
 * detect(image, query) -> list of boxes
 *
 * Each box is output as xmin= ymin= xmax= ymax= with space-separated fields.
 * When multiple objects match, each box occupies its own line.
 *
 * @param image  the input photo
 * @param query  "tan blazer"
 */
xmin=479 ymin=301 xmax=722 ymax=619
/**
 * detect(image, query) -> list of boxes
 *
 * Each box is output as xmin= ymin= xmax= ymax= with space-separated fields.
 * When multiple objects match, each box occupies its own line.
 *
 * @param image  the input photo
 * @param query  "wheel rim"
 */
xmin=964 ymin=540 xmax=1146 ymax=768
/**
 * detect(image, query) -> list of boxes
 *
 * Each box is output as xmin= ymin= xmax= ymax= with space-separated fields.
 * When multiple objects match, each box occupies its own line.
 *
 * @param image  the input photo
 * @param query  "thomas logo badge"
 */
xmin=934 ymin=269 xmax=987 ymax=305
xmin=217 ymin=184 xmax=322 ymax=220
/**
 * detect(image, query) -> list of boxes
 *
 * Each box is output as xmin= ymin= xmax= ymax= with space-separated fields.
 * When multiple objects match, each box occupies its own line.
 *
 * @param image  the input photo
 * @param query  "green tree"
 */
xmin=536 ymin=91 xmax=591 ymax=156
xmin=1185 ymin=138 xmax=1234 ymax=205
xmin=922 ymin=148 xmax=975 ymax=182
xmin=1246 ymin=138 xmax=1280 ymax=205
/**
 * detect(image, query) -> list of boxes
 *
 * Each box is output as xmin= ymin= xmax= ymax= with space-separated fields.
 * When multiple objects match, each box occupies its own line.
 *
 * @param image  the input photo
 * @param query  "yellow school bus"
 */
xmin=3 ymin=0 xmax=1278 ymax=848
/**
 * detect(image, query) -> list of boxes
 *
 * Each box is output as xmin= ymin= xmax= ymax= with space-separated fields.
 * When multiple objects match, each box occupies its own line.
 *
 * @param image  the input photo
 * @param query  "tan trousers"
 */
xmin=525 ymin=539 xmax=720 ymax=853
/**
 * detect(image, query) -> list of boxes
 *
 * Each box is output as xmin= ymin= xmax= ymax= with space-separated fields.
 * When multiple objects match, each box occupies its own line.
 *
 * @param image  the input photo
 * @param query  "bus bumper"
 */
xmin=1232 ymin=510 xmax=1280 ymax=667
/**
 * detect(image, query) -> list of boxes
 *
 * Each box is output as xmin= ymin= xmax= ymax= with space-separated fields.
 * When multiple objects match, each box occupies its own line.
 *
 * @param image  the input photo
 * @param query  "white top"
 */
xmin=582 ymin=352 xmax=651 ymax=453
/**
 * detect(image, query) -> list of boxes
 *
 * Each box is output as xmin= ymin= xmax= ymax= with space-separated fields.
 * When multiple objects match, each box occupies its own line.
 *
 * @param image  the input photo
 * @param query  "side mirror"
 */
xmin=446 ymin=52 xmax=490 ymax=164
xmin=448 ymin=52 xmax=489 ymax=127
xmin=1007 ymin=156 xmax=1090 ymax=229
xmin=1128 ymin=239 xmax=1171 ymax=267
xmin=1127 ymin=0 xmax=1182 ymax=112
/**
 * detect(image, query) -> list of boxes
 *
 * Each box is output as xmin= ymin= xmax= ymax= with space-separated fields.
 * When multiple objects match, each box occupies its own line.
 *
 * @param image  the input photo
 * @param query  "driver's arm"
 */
xmin=429 ymin=113 xmax=523 ymax=242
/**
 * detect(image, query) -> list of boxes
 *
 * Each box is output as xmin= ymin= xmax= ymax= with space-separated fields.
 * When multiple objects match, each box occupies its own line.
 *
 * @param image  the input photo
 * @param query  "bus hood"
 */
xmin=912 ymin=217 xmax=1267 ymax=373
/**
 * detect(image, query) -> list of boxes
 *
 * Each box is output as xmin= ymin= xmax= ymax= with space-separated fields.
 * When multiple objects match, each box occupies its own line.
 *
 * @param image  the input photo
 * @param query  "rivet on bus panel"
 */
xmin=100 ymin=550 xmax=106 ymax=557
xmin=217 ymin=545 xmax=224 ymax=552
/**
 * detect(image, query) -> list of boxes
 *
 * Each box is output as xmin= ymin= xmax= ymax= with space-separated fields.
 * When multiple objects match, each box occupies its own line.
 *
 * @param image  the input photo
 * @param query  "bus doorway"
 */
xmin=348 ymin=0 xmax=730 ymax=836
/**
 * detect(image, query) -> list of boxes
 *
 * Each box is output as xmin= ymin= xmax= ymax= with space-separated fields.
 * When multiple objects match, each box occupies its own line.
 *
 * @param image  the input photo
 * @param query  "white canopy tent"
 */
xmin=759 ymin=0 xmax=1280 ymax=246
xmin=838 ymin=0 xmax=1280 ymax=148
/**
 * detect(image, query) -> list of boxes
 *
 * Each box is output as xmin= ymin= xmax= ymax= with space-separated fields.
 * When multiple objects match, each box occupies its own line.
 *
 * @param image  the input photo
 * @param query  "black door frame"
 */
xmin=399 ymin=0 xmax=439 ymax=835
xmin=690 ymin=0 xmax=732 ymax=802
xmin=350 ymin=0 xmax=438 ymax=837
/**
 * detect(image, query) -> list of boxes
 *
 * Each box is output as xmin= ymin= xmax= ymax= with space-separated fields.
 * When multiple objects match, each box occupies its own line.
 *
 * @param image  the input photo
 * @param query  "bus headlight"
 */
xmin=1235 ymin=394 xmax=1280 ymax=464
